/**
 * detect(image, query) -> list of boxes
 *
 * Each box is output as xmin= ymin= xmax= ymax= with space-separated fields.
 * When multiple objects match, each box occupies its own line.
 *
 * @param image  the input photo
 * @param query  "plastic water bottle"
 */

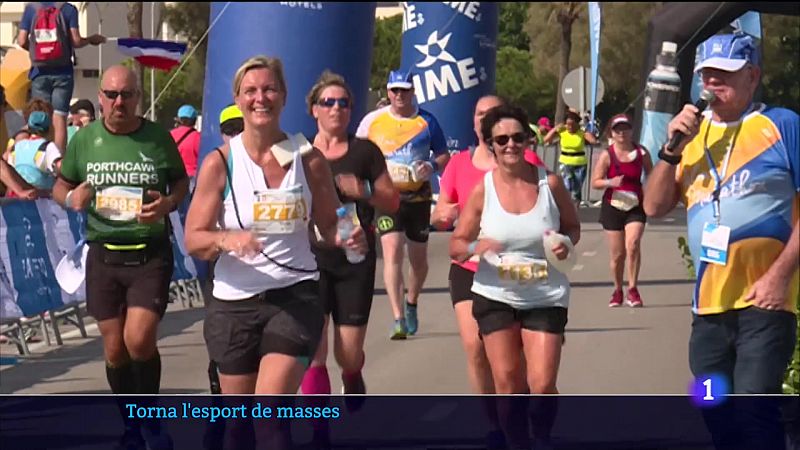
xmin=336 ymin=205 xmax=365 ymax=264
xmin=640 ymin=41 xmax=682 ymax=162
xmin=543 ymin=230 xmax=576 ymax=273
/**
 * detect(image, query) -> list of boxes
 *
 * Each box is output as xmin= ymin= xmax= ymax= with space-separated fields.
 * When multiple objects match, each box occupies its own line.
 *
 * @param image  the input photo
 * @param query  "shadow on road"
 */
xmin=0 ymin=306 xmax=205 ymax=394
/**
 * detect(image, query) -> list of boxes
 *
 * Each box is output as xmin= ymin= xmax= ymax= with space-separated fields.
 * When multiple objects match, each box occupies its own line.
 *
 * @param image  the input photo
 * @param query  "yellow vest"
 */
xmin=558 ymin=130 xmax=587 ymax=166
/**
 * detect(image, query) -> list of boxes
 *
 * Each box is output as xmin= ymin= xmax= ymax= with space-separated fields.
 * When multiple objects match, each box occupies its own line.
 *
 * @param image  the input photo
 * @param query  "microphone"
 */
xmin=666 ymin=89 xmax=715 ymax=152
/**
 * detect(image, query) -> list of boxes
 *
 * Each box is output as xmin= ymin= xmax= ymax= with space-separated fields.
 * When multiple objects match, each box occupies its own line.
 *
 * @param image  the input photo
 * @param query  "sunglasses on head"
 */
xmin=317 ymin=97 xmax=350 ymax=108
xmin=491 ymin=132 xmax=527 ymax=146
xmin=102 ymin=89 xmax=136 ymax=100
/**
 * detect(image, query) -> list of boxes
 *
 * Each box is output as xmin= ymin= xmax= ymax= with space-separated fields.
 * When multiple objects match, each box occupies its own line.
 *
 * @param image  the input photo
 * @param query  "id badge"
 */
xmin=700 ymin=222 xmax=731 ymax=266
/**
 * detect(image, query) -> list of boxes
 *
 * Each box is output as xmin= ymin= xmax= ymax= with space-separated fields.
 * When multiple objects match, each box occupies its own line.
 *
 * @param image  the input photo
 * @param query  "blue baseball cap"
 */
xmin=177 ymin=104 xmax=198 ymax=119
xmin=28 ymin=111 xmax=51 ymax=133
xmin=694 ymin=34 xmax=760 ymax=73
xmin=387 ymin=70 xmax=413 ymax=90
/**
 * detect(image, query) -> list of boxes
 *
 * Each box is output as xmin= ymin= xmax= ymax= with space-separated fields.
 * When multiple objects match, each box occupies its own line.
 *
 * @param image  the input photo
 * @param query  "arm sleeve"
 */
xmin=427 ymin=114 xmax=449 ymax=156
xmin=20 ymin=5 xmax=34 ymax=31
xmin=63 ymin=3 xmax=79 ymax=29
xmin=365 ymin=139 xmax=387 ymax=183
xmin=59 ymin=134 xmax=81 ymax=184
xmin=355 ymin=111 xmax=375 ymax=139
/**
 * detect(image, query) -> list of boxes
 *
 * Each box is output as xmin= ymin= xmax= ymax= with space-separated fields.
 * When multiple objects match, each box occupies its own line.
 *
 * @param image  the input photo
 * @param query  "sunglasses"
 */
xmin=491 ymin=132 xmax=527 ymax=146
xmin=102 ymin=89 xmax=136 ymax=100
xmin=390 ymin=87 xmax=411 ymax=94
xmin=317 ymin=97 xmax=350 ymax=108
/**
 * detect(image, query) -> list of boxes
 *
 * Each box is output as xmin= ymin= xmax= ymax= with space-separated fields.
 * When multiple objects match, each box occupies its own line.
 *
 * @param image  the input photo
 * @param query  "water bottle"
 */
xmin=336 ymin=205 xmax=365 ymax=264
xmin=640 ymin=41 xmax=682 ymax=162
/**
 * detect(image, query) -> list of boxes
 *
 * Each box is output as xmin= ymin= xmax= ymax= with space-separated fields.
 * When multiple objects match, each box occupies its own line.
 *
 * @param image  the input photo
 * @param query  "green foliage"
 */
xmin=761 ymin=14 xmax=800 ymax=113
xmin=370 ymin=14 xmax=403 ymax=96
xmin=495 ymin=46 xmax=556 ymax=120
xmin=499 ymin=3 xmax=531 ymax=51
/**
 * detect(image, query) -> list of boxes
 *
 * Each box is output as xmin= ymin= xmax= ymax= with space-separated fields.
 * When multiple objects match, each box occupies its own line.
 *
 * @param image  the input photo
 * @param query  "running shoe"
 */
xmin=626 ymin=287 xmax=644 ymax=307
xmin=405 ymin=301 xmax=418 ymax=335
xmin=608 ymin=289 xmax=624 ymax=307
xmin=390 ymin=319 xmax=407 ymax=340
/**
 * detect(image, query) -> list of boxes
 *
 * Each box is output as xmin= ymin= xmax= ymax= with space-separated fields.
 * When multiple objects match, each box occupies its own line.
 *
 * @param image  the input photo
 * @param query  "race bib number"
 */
xmin=252 ymin=187 xmax=307 ymax=236
xmin=495 ymin=254 xmax=549 ymax=285
xmin=700 ymin=222 xmax=730 ymax=266
xmin=610 ymin=190 xmax=639 ymax=212
xmin=95 ymin=186 xmax=143 ymax=221
xmin=386 ymin=161 xmax=414 ymax=185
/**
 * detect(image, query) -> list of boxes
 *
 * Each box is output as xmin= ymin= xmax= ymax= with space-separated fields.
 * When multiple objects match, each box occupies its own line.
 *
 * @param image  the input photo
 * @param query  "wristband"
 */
xmin=467 ymin=240 xmax=478 ymax=255
xmin=658 ymin=146 xmax=682 ymax=165
xmin=65 ymin=189 xmax=75 ymax=208
xmin=363 ymin=180 xmax=373 ymax=199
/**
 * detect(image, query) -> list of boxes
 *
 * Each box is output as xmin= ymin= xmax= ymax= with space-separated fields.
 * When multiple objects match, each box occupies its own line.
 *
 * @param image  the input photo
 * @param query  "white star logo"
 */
xmin=414 ymin=30 xmax=457 ymax=69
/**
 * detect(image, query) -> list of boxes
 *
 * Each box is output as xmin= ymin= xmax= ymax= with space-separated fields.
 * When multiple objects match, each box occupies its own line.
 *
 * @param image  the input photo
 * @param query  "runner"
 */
xmin=590 ymin=113 xmax=653 ymax=307
xmin=302 ymin=71 xmax=399 ymax=397
xmin=184 ymin=56 xmax=366 ymax=396
xmin=52 ymin=65 xmax=188 ymax=449
xmin=356 ymin=69 xmax=450 ymax=339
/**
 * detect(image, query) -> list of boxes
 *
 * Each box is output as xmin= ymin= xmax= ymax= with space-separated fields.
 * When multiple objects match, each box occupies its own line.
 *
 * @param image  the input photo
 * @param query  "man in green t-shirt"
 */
xmin=53 ymin=65 xmax=188 ymax=448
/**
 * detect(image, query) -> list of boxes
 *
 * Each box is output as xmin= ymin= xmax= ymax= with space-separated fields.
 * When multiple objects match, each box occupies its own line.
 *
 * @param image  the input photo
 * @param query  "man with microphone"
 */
xmin=644 ymin=33 xmax=798 ymax=447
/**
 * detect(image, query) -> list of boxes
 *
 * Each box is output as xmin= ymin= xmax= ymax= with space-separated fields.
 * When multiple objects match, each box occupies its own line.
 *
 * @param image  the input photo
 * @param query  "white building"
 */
xmin=0 ymin=2 xmax=179 ymax=108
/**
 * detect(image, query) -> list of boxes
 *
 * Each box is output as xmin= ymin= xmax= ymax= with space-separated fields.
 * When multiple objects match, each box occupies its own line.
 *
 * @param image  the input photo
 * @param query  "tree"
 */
xmin=370 ymin=14 xmax=403 ymax=97
xmin=495 ymin=46 xmax=556 ymax=120
xmin=761 ymin=14 xmax=800 ymax=113
xmin=162 ymin=2 xmax=211 ymax=66
xmin=499 ymin=2 xmax=531 ymax=51
xmin=126 ymin=2 xmax=145 ymax=115
xmin=551 ymin=2 xmax=583 ymax=123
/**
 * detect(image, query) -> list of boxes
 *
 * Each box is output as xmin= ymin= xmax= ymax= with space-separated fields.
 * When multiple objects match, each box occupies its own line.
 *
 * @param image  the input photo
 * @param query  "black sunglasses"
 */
xmin=491 ymin=132 xmax=527 ymax=146
xmin=102 ymin=89 xmax=136 ymax=100
xmin=390 ymin=87 xmax=411 ymax=94
xmin=317 ymin=97 xmax=350 ymax=108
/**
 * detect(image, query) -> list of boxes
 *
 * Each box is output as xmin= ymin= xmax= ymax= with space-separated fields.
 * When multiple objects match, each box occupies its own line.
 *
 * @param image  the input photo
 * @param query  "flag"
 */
xmin=588 ymin=2 xmax=602 ymax=131
xmin=116 ymin=38 xmax=187 ymax=71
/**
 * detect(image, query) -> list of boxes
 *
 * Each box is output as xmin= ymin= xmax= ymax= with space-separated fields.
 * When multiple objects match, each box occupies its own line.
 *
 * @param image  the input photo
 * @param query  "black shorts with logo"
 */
xmin=85 ymin=240 xmax=173 ymax=321
xmin=599 ymin=201 xmax=647 ymax=231
xmin=376 ymin=200 xmax=432 ymax=243
xmin=203 ymin=280 xmax=325 ymax=375
xmin=472 ymin=293 xmax=568 ymax=335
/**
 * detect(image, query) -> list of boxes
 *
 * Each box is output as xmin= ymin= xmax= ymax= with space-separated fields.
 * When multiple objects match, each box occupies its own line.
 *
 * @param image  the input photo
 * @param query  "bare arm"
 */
xmin=0 ymin=159 xmax=37 ymax=199
xmin=52 ymin=177 xmax=75 ymax=208
xmin=70 ymin=28 xmax=105 ymax=49
xmin=769 ymin=219 xmax=800 ymax=282
xmin=643 ymin=162 xmax=682 ymax=217
xmin=584 ymin=131 xmax=600 ymax=146
xmin=17 ymin=30 xmax=29 ymax=49
xmin=543 ymin=126 xmax=560 ymax=145
xmin=370 ymin=169 xmax=400 ymax=214
xmin=305 ymin=149 xmax=341 ymax=246
xmin=590 ymin=151 xmax=612 ymax=190
xmin=431 ymin=188 xmax=457 ymax=230
xmin=548 ymin=172 xmax=581 ymax=245
xmin=434 ymin=152 xmax=451 ymax=173
xmin=184 ymin=148 xmax=229 ymax=260
xmin=449 ymin=182 xmax=485 ymax=262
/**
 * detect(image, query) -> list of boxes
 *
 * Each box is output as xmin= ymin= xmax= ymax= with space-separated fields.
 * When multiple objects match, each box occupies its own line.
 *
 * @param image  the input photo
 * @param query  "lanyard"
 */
xmin=701 ymin=118 xmax=743 ymax=225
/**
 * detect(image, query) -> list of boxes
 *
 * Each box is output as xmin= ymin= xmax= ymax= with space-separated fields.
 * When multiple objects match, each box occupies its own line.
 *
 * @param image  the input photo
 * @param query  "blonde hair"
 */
xmin=232 ymin=56 xmax=287 ymax=97
xmin=305 ymin=70 xmax=354 ymax=115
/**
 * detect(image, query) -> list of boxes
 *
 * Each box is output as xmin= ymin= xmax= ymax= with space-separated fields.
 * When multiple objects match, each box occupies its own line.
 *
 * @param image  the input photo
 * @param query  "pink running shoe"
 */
xmin=626 ymin=287 xmax=644 ymax=307
xmin=609 ymin=289 xmax=624 ymax=307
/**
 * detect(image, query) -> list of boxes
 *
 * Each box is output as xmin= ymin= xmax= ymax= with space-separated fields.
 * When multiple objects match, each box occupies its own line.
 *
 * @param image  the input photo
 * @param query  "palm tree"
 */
xmin=127 ymin=2 xmax=145 ymax=114
xmin=551 ymin=2 xmax=583 ymax=123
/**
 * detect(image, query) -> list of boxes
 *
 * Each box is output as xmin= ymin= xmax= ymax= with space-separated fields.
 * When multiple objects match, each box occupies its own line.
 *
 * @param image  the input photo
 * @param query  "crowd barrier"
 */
xmin=0 ymin=198 xmax=202 ymax=356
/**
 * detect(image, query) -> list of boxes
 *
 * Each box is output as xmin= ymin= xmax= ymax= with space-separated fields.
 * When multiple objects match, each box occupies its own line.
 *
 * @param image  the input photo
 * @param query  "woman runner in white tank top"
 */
xmin=184 ymin=56 xmax=366 ymax=396
xmin=451 ymin=105 xmax=581 ymax=397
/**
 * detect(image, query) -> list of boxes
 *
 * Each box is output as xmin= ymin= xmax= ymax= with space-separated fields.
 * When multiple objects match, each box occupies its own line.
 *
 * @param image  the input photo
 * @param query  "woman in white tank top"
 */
xmin=184 ymin=56 xmax=366 ymax=396
xmin=450 ymin=105 xmax=581 ymax=397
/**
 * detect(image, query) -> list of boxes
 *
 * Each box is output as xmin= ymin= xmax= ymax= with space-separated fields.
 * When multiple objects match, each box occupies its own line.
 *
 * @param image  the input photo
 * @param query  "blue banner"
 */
xmin=0 ymin=199 xmax=197 ymax=320
xmin=200 ymin=2 xmax=377 ymax=166
xmin=400 ymin=2 xmax=498 ymax=153
xmin=588 ymin=2 xmax=602 ymax=131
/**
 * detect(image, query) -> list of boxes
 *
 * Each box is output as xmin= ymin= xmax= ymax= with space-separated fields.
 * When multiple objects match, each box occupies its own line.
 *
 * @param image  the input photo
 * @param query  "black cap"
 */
xmin=69 ymin=99 xmax=96 ymax=119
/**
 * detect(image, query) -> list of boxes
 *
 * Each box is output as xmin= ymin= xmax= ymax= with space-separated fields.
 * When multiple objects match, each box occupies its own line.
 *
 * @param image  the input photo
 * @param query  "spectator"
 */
xmin=170 ymin=104 xmax=201 ymax=181
xmin=16 ymin=2 xmax=105 ymax=154
xmin=543 ymin=110 xmax=600 ymax=207
xmin=218 ymin=103 xmax=244 ymax=145
xmin=6 ymin=98 xmax=56 ymax=156
xmin=6 ymin=111 xmax=62 ymax=192
xmin=68 ymin=98 xmax=95 ymax=143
